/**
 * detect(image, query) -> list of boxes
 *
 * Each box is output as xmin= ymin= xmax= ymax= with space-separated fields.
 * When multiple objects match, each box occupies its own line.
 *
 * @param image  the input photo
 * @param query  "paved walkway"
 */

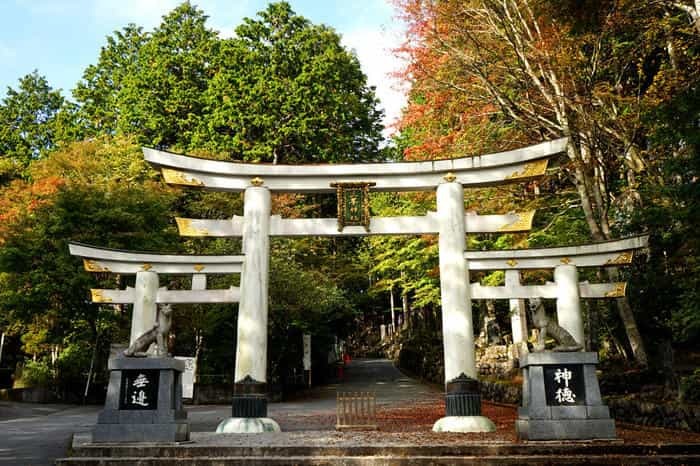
xmin=0 ymin=358 xmax=440 ymax=465
xmin=188 ymin=358 xmax=441 ymax=432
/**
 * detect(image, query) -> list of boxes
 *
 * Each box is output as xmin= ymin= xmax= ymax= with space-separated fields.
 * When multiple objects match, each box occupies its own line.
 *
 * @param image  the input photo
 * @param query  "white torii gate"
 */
xmin=68 ymin=242 xmax=243 ymax=345
xmin=143 ymin=138 xmax=568 ymax=433
xmin=466 ymin=235 xmax=649 ymax=349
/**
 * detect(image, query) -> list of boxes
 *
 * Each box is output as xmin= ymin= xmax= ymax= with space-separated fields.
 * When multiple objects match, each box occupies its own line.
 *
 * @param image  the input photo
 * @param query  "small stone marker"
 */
xmin=516 ymin=352 xmax=615 ymax=440
xmin=175 ymin=356 xmax=196 ymax=399
xmin=303 ymin=334 xmax=312 ymax=387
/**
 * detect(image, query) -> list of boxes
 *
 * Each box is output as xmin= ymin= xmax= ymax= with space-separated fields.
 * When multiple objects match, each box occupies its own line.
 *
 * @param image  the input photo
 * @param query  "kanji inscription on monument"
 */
xmin=120 ymin=370 xmax=160 ymax=410
xmin=543 ymin=364 xmax=586 ymax=406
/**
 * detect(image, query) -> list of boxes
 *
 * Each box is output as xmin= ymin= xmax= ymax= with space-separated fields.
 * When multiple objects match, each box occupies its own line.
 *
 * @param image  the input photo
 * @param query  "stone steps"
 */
xmin=56 ymin=454 xmax=700 ymax=465
xmin=58 ymin=436 xmax=700 ymax=465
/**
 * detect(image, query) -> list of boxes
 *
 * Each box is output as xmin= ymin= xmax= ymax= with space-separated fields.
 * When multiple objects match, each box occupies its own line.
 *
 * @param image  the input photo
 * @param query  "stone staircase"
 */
xmin=57 ymin=433 xmax=700 ymax=465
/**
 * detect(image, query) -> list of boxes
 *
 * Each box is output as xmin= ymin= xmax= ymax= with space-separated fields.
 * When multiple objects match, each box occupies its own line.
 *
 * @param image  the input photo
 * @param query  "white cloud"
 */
xmin=342 ymin=25 xmax=408 ymax=137
xmin=202 ymin=0 xmax=252 ymax=39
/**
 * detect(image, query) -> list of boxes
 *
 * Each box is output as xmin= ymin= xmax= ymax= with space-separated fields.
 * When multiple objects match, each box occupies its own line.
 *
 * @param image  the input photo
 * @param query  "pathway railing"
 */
xmin=336 ymin=392 xmax=377 ymax=430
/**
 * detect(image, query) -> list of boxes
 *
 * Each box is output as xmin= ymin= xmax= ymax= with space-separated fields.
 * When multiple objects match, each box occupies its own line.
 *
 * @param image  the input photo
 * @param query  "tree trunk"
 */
xmin=569 ymin=140 xmax=647 ymax=365
xmin=402 ymin=290 xmax=410 ymax=329
xmin=606 ymin=267 xmax=649 ymax=366
xmin=83 ymin=333 xmax=99 ymax=403
xmin=389 ymin=287 xmax=396 ymax=334
xmin=567 ymin=142 xmax=606 ymax=241
xmin=194 ymin=329 xmax=204 ymax=402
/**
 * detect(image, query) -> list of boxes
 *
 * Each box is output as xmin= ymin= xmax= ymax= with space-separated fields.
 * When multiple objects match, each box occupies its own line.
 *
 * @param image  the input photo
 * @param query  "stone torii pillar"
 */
xmin=554 ymin=264 xmax=584 ymax=345
xmin=130 ymin=271 xmax=159 ymax=345
xmin=218 ymin=183 xmax=280 ymax=433
xmin=506 ymin=270 xmax=529 ymax=359
xmin=433 ymin=177 xmax=496 ymax=433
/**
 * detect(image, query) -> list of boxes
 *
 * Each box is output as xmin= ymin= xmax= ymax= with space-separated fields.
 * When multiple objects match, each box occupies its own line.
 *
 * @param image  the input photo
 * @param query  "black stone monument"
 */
xmin=93 ymin=356 xmax=189 ymax=443
xmin=516 ymin=352 xmax=616 ymax=440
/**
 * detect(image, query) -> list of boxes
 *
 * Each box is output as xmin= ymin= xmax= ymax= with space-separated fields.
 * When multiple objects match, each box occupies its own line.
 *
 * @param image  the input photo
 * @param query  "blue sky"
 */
xmin=0 ymin=0 xmax=407 ymax=129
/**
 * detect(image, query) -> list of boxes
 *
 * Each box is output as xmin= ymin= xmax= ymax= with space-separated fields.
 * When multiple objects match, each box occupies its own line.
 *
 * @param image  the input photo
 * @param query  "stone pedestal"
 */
xmin=516 ymin=352 xmax=615 ymax=440
xmin=433 ymin=373 xmax=496 ymax=433
xmin=93 ymin=357 xmax=189 ymax=443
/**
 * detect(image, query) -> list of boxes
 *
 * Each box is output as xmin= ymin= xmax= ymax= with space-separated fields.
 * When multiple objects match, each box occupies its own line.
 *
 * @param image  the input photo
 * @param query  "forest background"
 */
xmin=0 ymin=0 xmax=698 ymax=403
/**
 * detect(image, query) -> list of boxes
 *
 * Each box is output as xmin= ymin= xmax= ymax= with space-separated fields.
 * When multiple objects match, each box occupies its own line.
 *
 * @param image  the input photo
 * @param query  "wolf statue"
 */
xmin=123 ymin=304 xmax=173 ymax=357
xmin=528 ymin=297 xmax=582 ymax=352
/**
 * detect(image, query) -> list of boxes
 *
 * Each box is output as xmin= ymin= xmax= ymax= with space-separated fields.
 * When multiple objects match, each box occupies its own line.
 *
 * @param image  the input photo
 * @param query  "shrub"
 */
xmin=15 ymin=359 xmax=52 ymax=388
xmin=680 ymin=369 xmax=700 ymax=404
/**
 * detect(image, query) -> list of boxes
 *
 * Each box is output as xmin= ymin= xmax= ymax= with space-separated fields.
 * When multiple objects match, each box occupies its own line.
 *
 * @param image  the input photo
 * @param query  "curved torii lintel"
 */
xmin=143 ymin=138 xmax=568 ymax=193
xmin=68 ymin=242 xmax=244 ymax=275
xmin=464 ymin=235 xmax=649 ymax=270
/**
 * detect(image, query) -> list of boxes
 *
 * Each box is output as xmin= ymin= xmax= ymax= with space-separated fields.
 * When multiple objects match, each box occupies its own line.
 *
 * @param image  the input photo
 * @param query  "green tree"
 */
xmin=73 ymin=3 xmax=217 ymax=148
xmin=194 ymin=1 xmax=383 ymax=163
xmin=0 ymin=138 xmax=179 ymax=396
xmin=73 ymin=24 xmax=147 ymax=136
xmin=0 ymin=71 xmax=64 ymax=180
xmin=117 ymin=2 xmax=218 ymax=148
xmin=268 ymin=247 xmax=356 ymax=383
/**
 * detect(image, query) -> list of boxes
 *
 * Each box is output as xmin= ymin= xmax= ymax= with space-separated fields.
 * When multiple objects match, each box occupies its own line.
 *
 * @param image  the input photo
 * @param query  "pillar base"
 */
xmin=434 ymin=373 xmax=496 ymax=432
xmin=231 ymin=375 xmax=268 ymax=417
xmin=432 ymin=416 xmax=496 ymax=433
xmin=216 ymin=417 xmax=281 ymax=433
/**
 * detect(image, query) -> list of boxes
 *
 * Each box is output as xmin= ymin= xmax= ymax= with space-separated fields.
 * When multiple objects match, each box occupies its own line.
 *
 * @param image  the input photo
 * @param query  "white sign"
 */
xmin=303 ymin=334 xmax=311 ymax=371
xmin=175 ymin=356 xmax=197 ymax=399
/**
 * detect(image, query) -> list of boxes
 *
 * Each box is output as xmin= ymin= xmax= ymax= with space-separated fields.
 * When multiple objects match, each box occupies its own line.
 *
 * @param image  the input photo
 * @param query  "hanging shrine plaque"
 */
xmin=331 ymin=182 xmax=375 ymax=231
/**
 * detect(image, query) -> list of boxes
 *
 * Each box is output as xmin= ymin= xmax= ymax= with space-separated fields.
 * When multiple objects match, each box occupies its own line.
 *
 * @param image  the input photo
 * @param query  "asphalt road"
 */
xmin=0 ymin=402 xmax=99 ymax=465
xmin=0 ymin=358 xmax=440 ymax=465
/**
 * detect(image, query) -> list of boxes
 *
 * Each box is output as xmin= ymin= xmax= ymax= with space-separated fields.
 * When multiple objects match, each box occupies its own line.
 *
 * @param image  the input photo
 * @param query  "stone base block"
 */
xmin=93 ymin=422 xmax=190 ymax=443
xmin=516 ymin=418 xmax=616 ymax=441
xmin=93 ymin=356 xmax=190 ymax=443
xmin=216 ymin=417 xmax=281 ymax=433
xmin=517 ymin=352 xmax=616 ymax=441
xmin=432 ymin=416 xmax=496 ymax=433
xmin=97 ymin=408 xmax=187 ymax=424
